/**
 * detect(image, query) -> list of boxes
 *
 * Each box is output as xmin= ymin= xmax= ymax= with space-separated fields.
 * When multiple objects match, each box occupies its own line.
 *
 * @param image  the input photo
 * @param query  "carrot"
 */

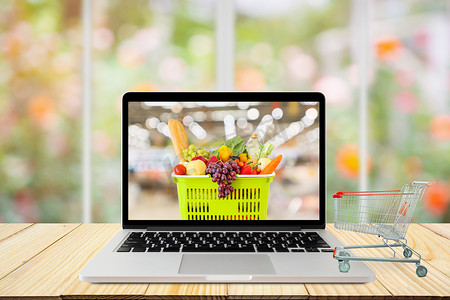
xmin=260 ymin=154 xmax=282 ymax=175
xmin=168 ymin=119 xmax=189 ymax=162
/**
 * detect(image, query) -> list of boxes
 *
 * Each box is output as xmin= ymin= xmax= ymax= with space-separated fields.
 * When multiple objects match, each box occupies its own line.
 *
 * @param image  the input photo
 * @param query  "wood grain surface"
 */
xmin=421 ymin=223 xmax=450 ymax=240
xmin=61 ymin=224 xmax=149 ymax=299
xmin=406 ymin=224 xmax=450 ymax=276
xmin=0 ymin=223 xmax=448 ymax=300
xmin=327 ymin=224 xmax=450 ymax=297
xmin=0 ymin=223 xmax=33 ymax=242
xmin=145 ymin=283 xmax=227 ymax=299
xmin=0 ymin=224 xmax=139 ymax=298
xmin=228 ymin=283 xmax=308 ymax=299
xmin=0 ymin=223 xmax=79 ymax=281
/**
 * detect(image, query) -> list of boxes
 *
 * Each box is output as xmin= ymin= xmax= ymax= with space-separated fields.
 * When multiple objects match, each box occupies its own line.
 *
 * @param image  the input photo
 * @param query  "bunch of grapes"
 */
xmin=182 ymin=144 xmax=210 ymax=161
xmin=206 ymin=160 xmax=241 ymax=198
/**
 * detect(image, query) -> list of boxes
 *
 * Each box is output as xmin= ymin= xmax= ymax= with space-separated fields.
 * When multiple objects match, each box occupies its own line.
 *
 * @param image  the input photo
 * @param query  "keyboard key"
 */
xmin=226 ymin=246 xmax=255 ymax=252
xmin=182 ymin=246 xmax=207 ymax=252
xmin=163 ymin=246 xmax=180 ymax=252
xmin=124 ymin=240 xmax=143 ymax=245
xmin=275 ymin=247 xmax=290 ymax=252
xmin=321 ymin=248 xmax=334 ymax=252
xmin=132 ymin=247 xmax=146 ymax=252
xmin=147 ymin=247 xmax=162 ymax=252
xmin=303 ymin=243 xmax=323 ymax=248
xmin=290 ymin=248 xmax=305 ymax=252
xmin=209 ymin=246 xmax=226 ymax=252
xmin=257 ymin=246 xmax=274 ymax=252
xmin=127 ymin=237 xmax=146 ymax=242
xmin=117 ymin=246 xmax=131 ymax=252
xmin=305 ymin=247 xmax=320 ymax=252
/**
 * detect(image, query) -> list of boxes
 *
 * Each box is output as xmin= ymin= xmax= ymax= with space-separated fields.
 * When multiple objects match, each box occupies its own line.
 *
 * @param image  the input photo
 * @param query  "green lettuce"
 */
xmin=211 ymin=136 xmax=247 ymax=157
xmin=224 ymin=136 xmax=246 ymax=156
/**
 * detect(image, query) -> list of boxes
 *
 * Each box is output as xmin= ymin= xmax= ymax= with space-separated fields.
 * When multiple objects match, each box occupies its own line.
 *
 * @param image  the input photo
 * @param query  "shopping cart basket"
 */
xmin=332 ymin=181 xmax=430 ymax=277
xmin=172 ymin=173 xmax=274 ymax=220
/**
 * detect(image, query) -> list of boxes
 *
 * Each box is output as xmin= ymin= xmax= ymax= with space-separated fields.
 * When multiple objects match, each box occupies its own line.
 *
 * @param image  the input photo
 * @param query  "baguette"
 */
xmin=168 ymin=119 xmax=189 ymax=162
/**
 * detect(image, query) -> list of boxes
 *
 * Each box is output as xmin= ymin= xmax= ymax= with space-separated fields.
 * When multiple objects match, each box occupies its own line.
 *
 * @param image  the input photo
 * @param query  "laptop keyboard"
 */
xmin=117 ymin=231 xmax=332 ymax=253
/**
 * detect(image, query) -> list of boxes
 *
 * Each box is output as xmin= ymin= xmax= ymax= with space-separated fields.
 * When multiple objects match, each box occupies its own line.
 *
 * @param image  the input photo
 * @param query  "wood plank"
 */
xmin=306 ymin=285 xmax=390 ymax=300
xmin=305 ymin=278 xmax=389 ymax=298
xmin=228 ymin=283 xmax=308 ymax=299
xmin=64 ymin=282 xmax=147 ymax=300
xmin=0 ymin=223 xmax=79 ymax=281
xmin=420 ymin=223 xmax=450 ymax=240
xmin=145 ymin=283 xmax=227 ymax=299
xmin=0 ymin=224 xmax=147 ymax=299
xmin=61 ymin=224 xmax=148 ymax=300
xmin=405 ymin=224 xmax=450 ymax=276
xmin=0 ymin=223 xmax=33 ymax=242
xmin=327 ymin=225 xmax=450 ymax=297
xmin=0 ymin=297 xmax=63 ymax=300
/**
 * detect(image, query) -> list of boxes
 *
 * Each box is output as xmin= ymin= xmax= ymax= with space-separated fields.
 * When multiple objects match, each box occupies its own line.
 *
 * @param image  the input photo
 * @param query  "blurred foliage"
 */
xmin=0 ymin=0 xmax=448 ymax=223
xmin=0 ymin=0 xmax=82 ymax=222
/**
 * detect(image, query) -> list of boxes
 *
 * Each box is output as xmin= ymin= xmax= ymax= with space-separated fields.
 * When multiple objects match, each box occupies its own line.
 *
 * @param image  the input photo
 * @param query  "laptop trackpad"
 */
xmin=179 ymin=254 xmax=276 ymax=274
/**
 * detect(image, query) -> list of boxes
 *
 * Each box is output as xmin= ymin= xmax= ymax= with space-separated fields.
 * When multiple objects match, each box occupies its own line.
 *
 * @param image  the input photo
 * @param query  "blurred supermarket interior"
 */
xmin=0 ymin=0 xmax=449 ymax=223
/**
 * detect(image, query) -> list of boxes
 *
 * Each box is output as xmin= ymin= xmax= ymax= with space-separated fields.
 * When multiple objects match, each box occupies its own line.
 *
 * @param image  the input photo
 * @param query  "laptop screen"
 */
xmin=124 ymin=92 xmax=325 ymax=228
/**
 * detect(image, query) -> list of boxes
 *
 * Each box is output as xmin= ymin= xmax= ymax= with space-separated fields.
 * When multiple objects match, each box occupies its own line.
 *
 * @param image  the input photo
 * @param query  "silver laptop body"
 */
xmin=79 ymin=92 xmax=375 ymax=283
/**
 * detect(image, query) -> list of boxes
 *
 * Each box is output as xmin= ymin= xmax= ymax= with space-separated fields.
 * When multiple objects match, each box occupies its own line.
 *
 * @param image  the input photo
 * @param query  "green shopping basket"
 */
xmin=172 ymin=173 xmax=275 ymax=220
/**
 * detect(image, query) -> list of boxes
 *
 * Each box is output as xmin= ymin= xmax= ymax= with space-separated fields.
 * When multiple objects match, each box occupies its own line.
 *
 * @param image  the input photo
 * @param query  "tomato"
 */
xmin=174 ymin=164 xmax=186 ymax=175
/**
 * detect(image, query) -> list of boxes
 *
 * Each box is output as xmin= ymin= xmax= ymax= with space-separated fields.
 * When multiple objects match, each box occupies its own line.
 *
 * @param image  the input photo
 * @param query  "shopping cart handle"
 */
xmin=333 ymin=192 xmax=343 ymax=198
xmin=333 ymin=247 xmax=337 ymax=258
xmin=410 ymin=181 xmax=431 ymax=186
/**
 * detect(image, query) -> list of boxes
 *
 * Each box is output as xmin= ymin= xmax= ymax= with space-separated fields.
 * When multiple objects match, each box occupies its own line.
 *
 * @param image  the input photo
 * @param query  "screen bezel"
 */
xmin=122 ymin=92 xmax=326 ymax=230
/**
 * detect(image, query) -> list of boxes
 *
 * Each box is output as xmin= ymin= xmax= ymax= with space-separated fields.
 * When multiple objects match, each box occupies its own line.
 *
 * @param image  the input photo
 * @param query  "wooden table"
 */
xmin=0 ymin=223 xmax=448 ymax=299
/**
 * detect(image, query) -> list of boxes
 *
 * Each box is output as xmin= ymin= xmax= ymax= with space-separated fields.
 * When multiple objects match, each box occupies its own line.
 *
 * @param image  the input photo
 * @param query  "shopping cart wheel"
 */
xmin=403 ymin=248 xmax=412 ymax=258
xmin=416 ymin=265 xmax=427 ymax=277
xmin=338 ymin=261 xmax=350 ymax=272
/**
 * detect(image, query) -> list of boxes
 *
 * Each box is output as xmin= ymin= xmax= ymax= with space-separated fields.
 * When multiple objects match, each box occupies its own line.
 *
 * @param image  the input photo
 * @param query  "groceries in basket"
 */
xmin=168 ymin=119 xmax=282 ymax=220
xmin=169 ymin=119 xmax=282 ymax=195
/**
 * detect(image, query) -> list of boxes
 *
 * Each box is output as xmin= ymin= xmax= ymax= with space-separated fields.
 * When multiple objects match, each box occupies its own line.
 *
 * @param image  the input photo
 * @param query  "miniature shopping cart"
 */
xmin=332 ymin=181 xmax=430 ymax=277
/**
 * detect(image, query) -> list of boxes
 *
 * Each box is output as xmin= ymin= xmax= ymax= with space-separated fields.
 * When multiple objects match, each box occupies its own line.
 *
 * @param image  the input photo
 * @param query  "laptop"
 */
xmin=79 ymin=92 xmax=375 ymax=283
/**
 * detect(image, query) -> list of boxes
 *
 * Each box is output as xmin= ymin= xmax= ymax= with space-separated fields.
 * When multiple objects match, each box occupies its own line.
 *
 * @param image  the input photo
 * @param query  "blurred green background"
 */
xmin=0 ymin=0 xmax=449 ymax=223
